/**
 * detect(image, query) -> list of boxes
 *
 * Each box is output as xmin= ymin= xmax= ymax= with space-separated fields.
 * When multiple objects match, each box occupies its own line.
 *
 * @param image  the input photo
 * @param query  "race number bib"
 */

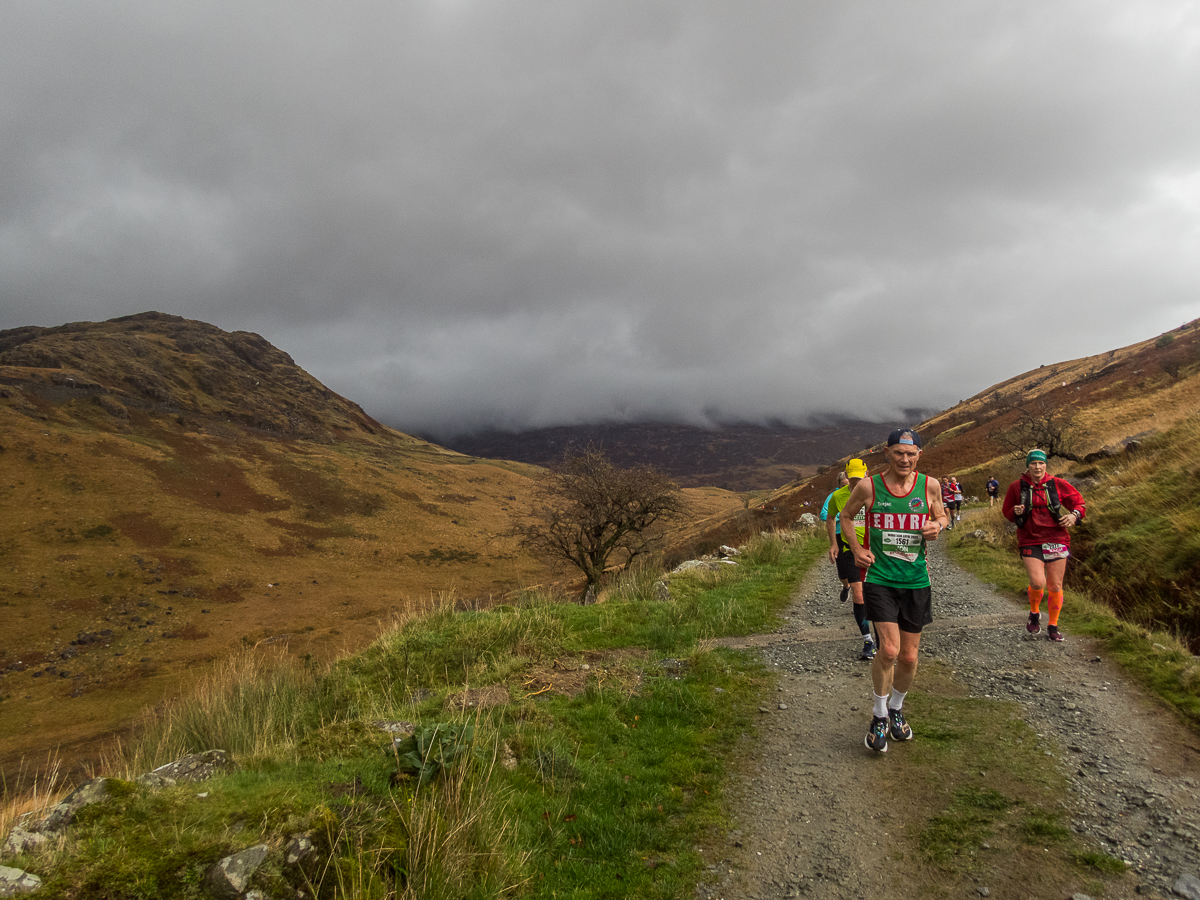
xmin=882 ymin=531 xmax=921 ymax=563
xmin=1042 ymin=542 xmax=1069 ymax=560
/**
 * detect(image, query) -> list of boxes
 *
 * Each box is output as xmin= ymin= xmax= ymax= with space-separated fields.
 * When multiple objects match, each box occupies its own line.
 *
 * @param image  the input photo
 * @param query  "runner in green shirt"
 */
xmin=839 ymin=429 xmax=948 ymax=754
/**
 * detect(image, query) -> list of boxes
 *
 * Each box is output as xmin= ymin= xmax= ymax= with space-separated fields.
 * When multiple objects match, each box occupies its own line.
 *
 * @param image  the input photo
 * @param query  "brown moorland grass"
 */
xmin=0 ymin=316 xmax=745 ymax=788
xmin=0 ymin=407 xmax=741 ymax=788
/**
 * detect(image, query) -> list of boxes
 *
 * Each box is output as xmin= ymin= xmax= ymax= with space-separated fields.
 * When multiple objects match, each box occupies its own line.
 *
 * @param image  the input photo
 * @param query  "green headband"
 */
xmin=1026 ymin=449 xmax=1047 ymax=465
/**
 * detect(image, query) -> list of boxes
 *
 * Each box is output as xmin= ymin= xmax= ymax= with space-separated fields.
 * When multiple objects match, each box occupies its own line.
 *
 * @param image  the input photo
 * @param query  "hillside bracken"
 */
xmin=1069 ymin=413 xmax=1200 ymax=650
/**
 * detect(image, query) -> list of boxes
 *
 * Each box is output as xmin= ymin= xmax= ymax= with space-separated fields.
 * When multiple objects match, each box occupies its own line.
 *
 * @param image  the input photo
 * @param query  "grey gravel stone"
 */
xmin=0 ymin=866 xmax=41 ymax=897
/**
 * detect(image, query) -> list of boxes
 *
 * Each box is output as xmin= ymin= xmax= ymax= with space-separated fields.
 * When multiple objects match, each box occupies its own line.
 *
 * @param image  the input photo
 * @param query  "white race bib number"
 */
xmin=882 ymin=531 xmax=921 ymax=563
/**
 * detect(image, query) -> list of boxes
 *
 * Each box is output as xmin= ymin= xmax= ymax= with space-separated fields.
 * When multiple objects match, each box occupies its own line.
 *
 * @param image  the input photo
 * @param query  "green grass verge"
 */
xmin=6 ymin=531 xmax=822 ymax=900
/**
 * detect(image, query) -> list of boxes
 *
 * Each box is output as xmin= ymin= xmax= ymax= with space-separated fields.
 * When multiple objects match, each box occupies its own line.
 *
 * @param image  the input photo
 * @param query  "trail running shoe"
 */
xmin=839 ymin=586 xmax=850 ymax=603
xmin=1047 ymin=625 xmax=1064 ymax=643
xmin=860 ymin=640 xmax=876 ymax=661
xmin=864 ymin=716 xmax=889 ymax=753
xmin=1026 ymin=612 xmax=1041 ymax=635
xmin=888 ymin=708 xmax=913 ymax=742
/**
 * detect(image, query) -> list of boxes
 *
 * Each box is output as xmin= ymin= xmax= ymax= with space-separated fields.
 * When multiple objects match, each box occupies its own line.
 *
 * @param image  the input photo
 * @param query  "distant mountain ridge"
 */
xmin=432 ymin=417 xmax=932 ymax=491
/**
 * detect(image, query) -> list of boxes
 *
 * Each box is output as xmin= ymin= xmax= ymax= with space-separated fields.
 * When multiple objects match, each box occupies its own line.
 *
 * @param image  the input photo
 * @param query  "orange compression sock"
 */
xmin=1048 ymin=591 xmax=1064 ymax=626
xmin=1028 ymin=586 xmax=1044 ymax=614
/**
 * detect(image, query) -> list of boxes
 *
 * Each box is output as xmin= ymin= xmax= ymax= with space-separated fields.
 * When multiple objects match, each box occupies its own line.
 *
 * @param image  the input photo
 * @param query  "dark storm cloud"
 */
xmin=2 ymin=1 xmax=1199 ymax=438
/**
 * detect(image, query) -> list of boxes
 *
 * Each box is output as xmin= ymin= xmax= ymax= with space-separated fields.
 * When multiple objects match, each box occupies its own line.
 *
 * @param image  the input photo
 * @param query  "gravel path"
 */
xmin=698 ymin=534 xmax=1200 ymax=900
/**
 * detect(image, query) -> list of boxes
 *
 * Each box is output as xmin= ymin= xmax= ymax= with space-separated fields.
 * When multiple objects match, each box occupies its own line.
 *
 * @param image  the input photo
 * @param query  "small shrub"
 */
xmin=391 ymin=723 xmax=483 ymax=784
xmin=1074 ymin=850 xmax=1127 ymax=874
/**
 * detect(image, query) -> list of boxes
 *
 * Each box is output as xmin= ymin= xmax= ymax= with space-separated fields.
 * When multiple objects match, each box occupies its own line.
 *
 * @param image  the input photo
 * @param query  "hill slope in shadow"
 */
xmin=433 ymin=418 xmax=933 ymax=492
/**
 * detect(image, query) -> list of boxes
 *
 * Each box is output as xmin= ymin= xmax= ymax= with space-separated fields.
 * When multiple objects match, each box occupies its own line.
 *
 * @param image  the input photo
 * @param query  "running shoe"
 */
xmin=860 ymin=640 xmax=876 ymax=661
xmin=839 ymin=586 xmax=850 ymax=603
xmin=1026 ymin=612 xmax=1041 ymax=635
xmin=864 ymin=716 xmax=889 ymax=753
xmin=1047 ymin=625 xmax=1064 ymax=643
xmin=888 ymin=708 xmax=913 ymax=741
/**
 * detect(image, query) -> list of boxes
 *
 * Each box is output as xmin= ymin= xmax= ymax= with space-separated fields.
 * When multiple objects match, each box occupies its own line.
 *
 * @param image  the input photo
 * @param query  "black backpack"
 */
xmin=1014 ymin=478 xmax=1061 ymax=528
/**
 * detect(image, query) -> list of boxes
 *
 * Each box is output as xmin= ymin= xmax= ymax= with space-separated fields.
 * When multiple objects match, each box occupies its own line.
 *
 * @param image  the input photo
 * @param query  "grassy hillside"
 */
xmin=1067 ymin=413 xmax=1200 ymax=649
xmin=669 ymin=318 xmax=1200 ymax=558
xmin=0 ymin=313 xmax=741 ymax=784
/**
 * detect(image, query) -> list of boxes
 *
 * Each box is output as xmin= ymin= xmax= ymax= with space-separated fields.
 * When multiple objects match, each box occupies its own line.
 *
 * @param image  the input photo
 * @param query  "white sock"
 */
xmin=873 ymin=693 xmax=888 ymax=718
xmin=888 ymin=688 xmax=907 ymax=711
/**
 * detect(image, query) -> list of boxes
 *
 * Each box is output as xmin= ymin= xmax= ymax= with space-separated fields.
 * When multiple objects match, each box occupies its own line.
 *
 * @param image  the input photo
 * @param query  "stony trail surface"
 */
xmin=697 ymin=534 xmax=1200 ymax=900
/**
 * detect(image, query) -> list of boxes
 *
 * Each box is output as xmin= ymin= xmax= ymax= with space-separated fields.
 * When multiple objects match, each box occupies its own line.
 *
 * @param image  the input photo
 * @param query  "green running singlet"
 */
xmin=865 ymin=472 xmax=931 ymax=589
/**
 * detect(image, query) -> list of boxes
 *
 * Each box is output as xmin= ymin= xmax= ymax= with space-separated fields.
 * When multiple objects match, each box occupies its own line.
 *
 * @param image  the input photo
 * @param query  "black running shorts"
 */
xmin=835 ymin=535 xmax=864 ymax=583
xmin=1020 ymin=542 xmax=1070 ymax=563
xmin=862 ymin=583 xmax=933 ymax=634
xmin=836 ymin=550 xmax=864 ymax=584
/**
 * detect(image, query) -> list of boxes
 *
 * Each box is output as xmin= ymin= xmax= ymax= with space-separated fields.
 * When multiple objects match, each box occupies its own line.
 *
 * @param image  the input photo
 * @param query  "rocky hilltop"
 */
xmin=0 ymin=311 xmax=385 ymax=442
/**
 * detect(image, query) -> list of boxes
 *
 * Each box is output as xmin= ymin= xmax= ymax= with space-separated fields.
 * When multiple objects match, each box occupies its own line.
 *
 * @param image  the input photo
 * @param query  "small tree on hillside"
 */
xmin=515 ymin=448 xmax=688 ymax=597
xmin=990 ymin=398 xmax=1089 ymax=463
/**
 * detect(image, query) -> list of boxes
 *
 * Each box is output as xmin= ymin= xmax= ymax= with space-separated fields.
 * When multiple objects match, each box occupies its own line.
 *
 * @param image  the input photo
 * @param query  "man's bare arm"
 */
xmin=923 ymin=476 xmax=949 ymax=540
xmin=839 ymin=478 xmax=875 ymax=567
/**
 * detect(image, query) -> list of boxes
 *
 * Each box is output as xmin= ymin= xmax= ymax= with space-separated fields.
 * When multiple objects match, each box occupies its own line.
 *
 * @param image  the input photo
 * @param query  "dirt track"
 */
xmin=697 ymin=533 xmax=1200 ymax=900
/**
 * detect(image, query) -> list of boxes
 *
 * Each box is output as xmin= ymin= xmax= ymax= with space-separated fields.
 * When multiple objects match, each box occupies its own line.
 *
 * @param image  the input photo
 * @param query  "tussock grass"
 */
xmin=110 ymin=648 xmax=338 ymax=772
xmin=603 ymin=556 xmax=667 ymax=604
xmin=0 ymin=752 xmax=68 ymax=840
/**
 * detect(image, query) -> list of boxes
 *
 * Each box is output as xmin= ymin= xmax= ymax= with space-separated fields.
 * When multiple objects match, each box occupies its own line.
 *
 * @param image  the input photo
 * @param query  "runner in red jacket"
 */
xmin=1002 ymin=449 xmax=1087 ymax=642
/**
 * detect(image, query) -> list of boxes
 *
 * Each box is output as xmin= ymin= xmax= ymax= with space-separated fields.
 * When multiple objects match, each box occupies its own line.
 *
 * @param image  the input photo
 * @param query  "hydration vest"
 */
xmin=1015 ymin=478 xmax=1061 ymax=528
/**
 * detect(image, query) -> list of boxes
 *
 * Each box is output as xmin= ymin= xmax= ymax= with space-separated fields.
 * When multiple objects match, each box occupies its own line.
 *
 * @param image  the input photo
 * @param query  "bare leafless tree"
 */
xmin=514 ymin=448 xmax=688 ymax=596
xmin=989 ymin=397 xmax=1089 ymax=463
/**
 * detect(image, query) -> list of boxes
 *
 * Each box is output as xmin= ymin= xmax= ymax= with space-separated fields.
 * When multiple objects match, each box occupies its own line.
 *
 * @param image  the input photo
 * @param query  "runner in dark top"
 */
xmin=1002 ymin=449 xmax=1086 ymax=643
xmin=985 ymin=475 xmax=1001 ymax=508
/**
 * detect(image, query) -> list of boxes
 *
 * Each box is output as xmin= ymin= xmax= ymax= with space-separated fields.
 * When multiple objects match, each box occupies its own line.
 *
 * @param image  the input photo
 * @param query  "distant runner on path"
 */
xmin=824 ymin=459 xmax=876 ymax=660
xmin=1002 ymin=449 xmax=1086 ymax=643
xmin=986 ymin=475 xmax=1001 ymax=508
xmin=941 ymin=477 xmax=957 ymax=529
xmin=840 ymin=429 xmax=948 ymax=754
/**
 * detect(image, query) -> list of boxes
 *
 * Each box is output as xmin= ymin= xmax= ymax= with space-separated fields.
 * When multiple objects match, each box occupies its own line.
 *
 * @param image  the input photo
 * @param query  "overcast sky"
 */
xmin=2 ymin=1 xmax=1199 ymax=439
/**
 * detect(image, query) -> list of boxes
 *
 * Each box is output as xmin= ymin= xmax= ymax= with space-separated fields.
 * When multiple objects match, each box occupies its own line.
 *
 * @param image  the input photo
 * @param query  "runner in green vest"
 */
xmin=839 ymin=429 xmax=948 ymax=754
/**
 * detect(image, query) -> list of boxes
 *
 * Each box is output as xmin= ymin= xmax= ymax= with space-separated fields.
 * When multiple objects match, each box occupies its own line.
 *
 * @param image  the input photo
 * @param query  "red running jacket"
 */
xmin=1002 ymin=473 xmax=1086 ymax=548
